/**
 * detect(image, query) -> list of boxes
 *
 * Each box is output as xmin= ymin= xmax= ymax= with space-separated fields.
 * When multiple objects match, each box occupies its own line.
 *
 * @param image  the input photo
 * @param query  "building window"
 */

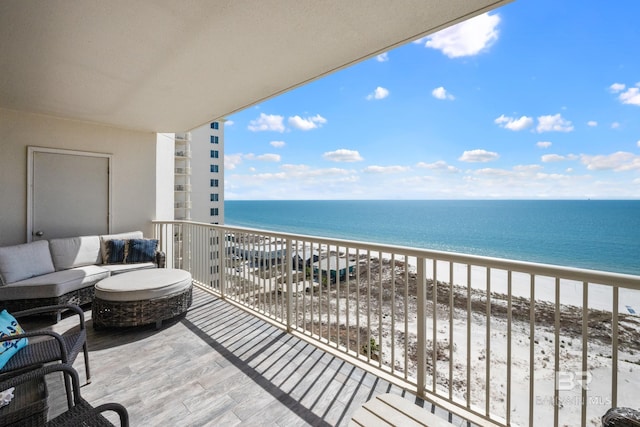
xmin=210 ymin=208 xmax=219 ymax=216
xmin=210 ymin=179 xmax=219 ymax=187
xmin=210 ymin=150 xmax=219 ymax=158
xmin=211 ymin=122 xmax=219 ymax=130
xmin=210 ymin=164 xmax=219 ymax=173
xmin=210 ymin=135 xmax=219 ymax=144
xmin=210 ymin=193 xmax=219 ymax=202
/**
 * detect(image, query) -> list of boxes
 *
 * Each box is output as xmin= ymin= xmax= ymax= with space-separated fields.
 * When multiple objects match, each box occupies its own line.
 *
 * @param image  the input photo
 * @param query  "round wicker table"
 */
xmin=92 ymin=268 xmax=192 ymax=329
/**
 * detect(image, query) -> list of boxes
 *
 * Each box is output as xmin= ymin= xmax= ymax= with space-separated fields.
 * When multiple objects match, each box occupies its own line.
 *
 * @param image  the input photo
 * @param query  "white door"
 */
xmin=28 ymin=148 xmax=111 ymax=241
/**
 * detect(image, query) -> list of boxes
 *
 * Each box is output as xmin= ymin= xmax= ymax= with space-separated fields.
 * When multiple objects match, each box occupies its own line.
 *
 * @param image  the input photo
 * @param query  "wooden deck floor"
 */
xmin=23 ymin=286 xmax=470 ymax=426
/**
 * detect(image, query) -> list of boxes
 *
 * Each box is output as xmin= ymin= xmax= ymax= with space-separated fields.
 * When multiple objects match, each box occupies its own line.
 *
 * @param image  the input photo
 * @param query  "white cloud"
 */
xmin=619 ymin=86 xmax=640 ymax=105
xmin=458 ymin=149 xmax=499 ymax=163
xmin=637 ymin=140 xmax=640 ymax=148
xmin=494 ymin=114 xmax=534 ymax=131
xmin=376 ymin=52 xmax=389 ymax=62
xmin=474 ymin=168 xmax=511 ymax=176
xmin=513 ymin=164 xmax=543 ymax=172
xmin=225 ymin=120 xmax=235 ymax=126
xmin=225 ymin=153 xmax=244 ymax=170
xmin=537 ymin=141 xmax=552 ymax=148
xmin=587 ymin=120 xmax=598 ymax=127
xmin=611 ymin=82 xmax=640 ymax=106
xmin=288 ymin=114 xmax=327 ymax=130
xmin=363 ymin=165 xmax=410 ymax=174
xmin=280 ymin=164 xmax=355 ymax=178
xmin=323 ymin=149 xmax=364 ymax=162
xmin=248 ymin=113 xmax=285 ymax=132
xmin=256 ymin=153 xmax=281 ymax=162
xmin=416 ymin=160 xmax=460 ymax=173
xmin=611 ymin=122 xmax=621 ymax=129
xmin=423 ymin=13 xmax=500 ymax=58
xmin=432 ymin=87 xmax=455 ymax=100
xmin=536 ymin=114 xmax=574 ymax=133
xmin=270 ymin=140 xmax=286 ymax=148
xmin=541 ymin=154 xmax=567 ymax=162
xmin=610 ymin=83 xmax=626 ymax=93
xmin=244 ymin=153 xmax=281 ymax=162
xmin=581 ymin=151 xmax=640 ymax=171
xmin=366 ymin=86 xmax=390 ymax=100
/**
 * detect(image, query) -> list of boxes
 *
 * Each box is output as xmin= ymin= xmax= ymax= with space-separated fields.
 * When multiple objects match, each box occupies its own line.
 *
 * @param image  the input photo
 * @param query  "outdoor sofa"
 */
xmin=0 ymin=231 xmax=164 ymax=321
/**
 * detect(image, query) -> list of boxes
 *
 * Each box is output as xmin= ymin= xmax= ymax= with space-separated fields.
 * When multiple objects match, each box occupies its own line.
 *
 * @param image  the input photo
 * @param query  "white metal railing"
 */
xmin=153 ymin=220 xmax=640 ymax=427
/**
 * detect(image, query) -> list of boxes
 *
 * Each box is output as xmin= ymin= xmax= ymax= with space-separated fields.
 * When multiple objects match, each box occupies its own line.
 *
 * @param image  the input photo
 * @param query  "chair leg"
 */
xmin=83 ymin=341 xmax=91 ymax=384
xmin=63 ymin=369 xmax=74 ymax=408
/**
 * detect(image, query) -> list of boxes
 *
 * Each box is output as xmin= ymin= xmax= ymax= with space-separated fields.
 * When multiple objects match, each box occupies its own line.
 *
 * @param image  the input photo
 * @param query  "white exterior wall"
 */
xmin=188 ymin=121 xmax=224 ymax=224
xmin=0 ymin=108 xmax=173 ymax=246
xmin=156 ymin=133 xmax=176 ymax=221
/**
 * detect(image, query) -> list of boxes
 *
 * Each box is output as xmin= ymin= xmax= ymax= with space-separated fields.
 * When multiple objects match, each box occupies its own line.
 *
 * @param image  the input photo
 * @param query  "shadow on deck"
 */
xmin=22 ymin=286 xmax=469 ymax=426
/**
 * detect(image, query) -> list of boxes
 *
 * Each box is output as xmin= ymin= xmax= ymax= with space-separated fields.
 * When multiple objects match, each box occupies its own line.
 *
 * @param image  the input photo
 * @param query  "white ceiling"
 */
xmin=0 ymin=0 xmax=510 ymax=133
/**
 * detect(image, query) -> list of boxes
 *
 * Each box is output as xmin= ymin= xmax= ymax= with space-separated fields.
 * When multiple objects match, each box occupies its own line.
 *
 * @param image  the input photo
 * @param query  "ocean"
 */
xmin=224 ymin=200 xmax=640 ymax=276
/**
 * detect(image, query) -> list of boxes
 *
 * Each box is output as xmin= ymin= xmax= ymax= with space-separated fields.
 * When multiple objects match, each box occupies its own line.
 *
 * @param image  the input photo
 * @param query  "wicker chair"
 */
xmin=0 ymin=304 xmax=90 ymax=407
xmin=0 ymin=363 xmax=128 ymax=426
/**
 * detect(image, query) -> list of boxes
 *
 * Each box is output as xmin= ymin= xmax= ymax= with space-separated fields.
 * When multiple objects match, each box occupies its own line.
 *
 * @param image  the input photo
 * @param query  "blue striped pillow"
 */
xmin=105 ymin=239 xmax=126 ymax=264
xmin=126 ymin=239 xmax=158 ymax=263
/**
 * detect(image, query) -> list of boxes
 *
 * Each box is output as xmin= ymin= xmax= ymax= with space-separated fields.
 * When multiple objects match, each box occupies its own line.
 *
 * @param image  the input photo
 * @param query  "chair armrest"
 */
xmin=0 ymin=363 xmax=81 ymax=406
xmin=13 ymin=304 xmax=86 ymax=330
xmin=94 ymin=402 xmax=130 ymax=427
xmin=0 ymin=330 xmax=69 ymax=363
xmin=0 ymin=364 xmax=129 ymax=426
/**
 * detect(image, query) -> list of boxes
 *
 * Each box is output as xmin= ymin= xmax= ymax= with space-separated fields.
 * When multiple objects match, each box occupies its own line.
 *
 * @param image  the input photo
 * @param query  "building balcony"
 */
xmin=147 ymin=220 xmax=640 ymax=427
xmin=174 ymin=167 xmax=192 ymax=175
xmin=174 ymin=132 xmax=192 ymax=142
xmin=24 ymin=220 xmax=640 ymax=426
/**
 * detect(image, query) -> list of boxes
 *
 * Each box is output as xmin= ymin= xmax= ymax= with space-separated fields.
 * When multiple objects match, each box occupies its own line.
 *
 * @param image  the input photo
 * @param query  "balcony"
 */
xmin=22 ymin=220 xmax=640 ymax=426
xmin=150 ymin=220 xmax=640 ymax=427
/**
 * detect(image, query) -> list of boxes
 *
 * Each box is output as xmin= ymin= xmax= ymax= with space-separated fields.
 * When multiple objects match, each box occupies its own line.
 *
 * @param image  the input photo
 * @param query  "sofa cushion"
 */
xmin=49 ymin=235 xmax=101 ymax=271
xmin=0 ymin=310 xmax=28 ymax=369
xmin=0 ymin=241 xmax=55 ymax=285
xmin=0 ymin=265 xmax=109 ymax=300
xmin=99 ymin=231 xmax=143 ymax=264
xmin=126 ymin=239 xmax=158 ymax=263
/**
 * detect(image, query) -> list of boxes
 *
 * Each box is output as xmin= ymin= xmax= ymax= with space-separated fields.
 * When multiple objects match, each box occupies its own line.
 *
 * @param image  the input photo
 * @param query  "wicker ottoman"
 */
xmin=92 ymin=268 xmax=192 ymax=329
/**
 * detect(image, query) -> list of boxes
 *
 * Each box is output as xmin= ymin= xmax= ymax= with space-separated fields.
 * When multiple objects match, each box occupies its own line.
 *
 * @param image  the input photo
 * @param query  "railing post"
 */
xmin=417 ymin=256 xmax=427 ymax=398
xmin=219 ymin=227 xmax=226 ymax=299
xmin=286 ymin=239 xmax=293 ymax=333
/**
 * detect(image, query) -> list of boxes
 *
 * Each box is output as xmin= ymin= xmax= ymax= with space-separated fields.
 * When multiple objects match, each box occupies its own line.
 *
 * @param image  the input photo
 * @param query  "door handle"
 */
xmin=33 ymin=230 xmax=44 ymax=237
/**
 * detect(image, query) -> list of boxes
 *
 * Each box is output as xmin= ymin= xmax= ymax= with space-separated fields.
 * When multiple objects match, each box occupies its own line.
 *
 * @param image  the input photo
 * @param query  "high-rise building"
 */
xmin=174 ymin=121 xmax=224 ymax=223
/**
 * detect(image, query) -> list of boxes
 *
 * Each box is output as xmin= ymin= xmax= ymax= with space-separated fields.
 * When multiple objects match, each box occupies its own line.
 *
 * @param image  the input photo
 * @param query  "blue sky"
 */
xmin=224 ymin=0 xmax=640 ymax=200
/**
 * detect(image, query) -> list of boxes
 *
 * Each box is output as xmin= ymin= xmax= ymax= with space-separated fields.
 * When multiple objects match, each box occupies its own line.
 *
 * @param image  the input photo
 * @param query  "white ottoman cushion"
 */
xmin=95 ymin=268 xmax=191 ymax=302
